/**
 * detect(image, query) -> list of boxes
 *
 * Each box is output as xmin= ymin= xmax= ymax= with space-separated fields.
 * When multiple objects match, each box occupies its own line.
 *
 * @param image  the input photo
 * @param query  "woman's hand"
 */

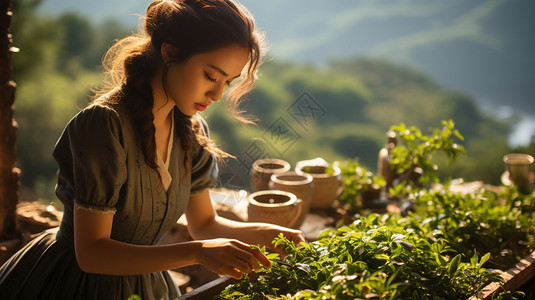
xmin=196 ymin=238 xmax=271 ymax=279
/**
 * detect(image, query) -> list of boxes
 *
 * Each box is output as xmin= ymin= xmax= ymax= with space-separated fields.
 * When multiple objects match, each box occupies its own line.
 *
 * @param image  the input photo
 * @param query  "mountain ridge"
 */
xmin=34 ymin=0 xmax=535 ymax=142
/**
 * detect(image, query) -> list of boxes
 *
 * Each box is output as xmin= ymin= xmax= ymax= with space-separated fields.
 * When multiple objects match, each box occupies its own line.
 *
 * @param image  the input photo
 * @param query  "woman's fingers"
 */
xmin=232 ymin=240 xmax=270 ymax=269
xmin=225 ymin=267 xmax=243 ymax=280
xmin=229 ymin=255 xmax=252 ymax=274
xmin=290 ymin=231 xmax=306 ymax=244
xmin=250 ymin=245 xmax=271 ymax=269
xmin=199 ymin=239 xmax=271 ymax=278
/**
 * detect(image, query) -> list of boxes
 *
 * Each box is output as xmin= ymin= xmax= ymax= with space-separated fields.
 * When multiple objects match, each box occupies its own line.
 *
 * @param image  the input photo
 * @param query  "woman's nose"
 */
xmin=207 ymin=83 xmax=225 ymax=102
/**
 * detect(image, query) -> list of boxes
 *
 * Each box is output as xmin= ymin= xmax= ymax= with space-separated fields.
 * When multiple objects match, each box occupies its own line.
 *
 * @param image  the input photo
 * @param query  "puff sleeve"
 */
xmin=53 ymin=104 xmax=127 ymax=213
xmin=189 ymin=116 xmax=219 ymax=194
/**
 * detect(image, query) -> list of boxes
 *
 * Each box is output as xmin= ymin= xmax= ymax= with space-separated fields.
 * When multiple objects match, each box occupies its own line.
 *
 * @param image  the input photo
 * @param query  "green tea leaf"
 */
xmin=448 ymin=254 xmax=461 ymax=275
xmin=479 ymin=252 xmax=491 ymax=267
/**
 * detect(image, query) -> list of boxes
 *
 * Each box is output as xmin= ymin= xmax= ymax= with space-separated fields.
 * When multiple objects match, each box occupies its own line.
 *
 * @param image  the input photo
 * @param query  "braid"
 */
xmin=116 ymin=41 xmax=156 ymax=170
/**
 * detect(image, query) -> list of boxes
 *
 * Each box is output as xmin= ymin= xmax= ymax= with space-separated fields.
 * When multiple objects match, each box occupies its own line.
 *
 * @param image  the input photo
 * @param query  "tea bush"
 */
xmin=218 ymin=186 xmax=534 ymax=299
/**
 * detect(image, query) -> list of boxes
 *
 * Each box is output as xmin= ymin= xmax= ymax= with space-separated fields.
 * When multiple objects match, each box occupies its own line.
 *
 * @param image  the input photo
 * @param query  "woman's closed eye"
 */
xmin=204 ymin=72 xmax=217 ymax=82
xmin=205 ymin=72 xmax=233 ymax=87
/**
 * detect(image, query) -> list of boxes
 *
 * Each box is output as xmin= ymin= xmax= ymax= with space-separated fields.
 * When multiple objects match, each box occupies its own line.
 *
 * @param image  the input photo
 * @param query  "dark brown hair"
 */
xmin=91 ymin=0 xmax=266 ymax=172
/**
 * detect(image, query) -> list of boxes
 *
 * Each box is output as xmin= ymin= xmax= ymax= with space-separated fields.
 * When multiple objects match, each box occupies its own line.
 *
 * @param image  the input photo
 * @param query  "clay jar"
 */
xmin=296 ymin=160 xmax=342 ymax=210
xmin=269 ymin=171 xmax=313 ymax=228
xmin=247 ymin=190 xmax=303 ymax=229
xmin=503 ymin=153 xmax=534 ymax=194
xmin=250 ymin=158 xmax=291 ymax=192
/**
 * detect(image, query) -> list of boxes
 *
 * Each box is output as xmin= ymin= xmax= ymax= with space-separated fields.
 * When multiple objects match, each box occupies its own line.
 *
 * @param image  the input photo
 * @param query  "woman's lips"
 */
xmin=195 ymin=103 xmax=207 ymax=111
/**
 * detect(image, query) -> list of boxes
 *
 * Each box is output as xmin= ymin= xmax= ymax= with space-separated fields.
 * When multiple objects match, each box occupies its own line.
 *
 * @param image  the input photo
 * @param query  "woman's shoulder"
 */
xmin=65 ymin=98 xmax=127 ymax=138
xmin=84 ymin=101 xmax=121 ymax=118
xmin=76 ymin=89 xmax=127 ymax=122
xmin=53 ymin=96 xmax=129 ymax=162
xmin=79 ymin=87 xmax=130 ymax=121
xmin=74 ymin=104 xmax=120 ymax=127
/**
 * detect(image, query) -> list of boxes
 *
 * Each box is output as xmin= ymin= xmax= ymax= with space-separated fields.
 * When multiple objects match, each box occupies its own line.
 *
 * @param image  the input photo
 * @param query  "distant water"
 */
xmin=487 ymin=104 xmax=535 ymax=147
xmin=509 ymin=114 xmax=535 ymax=147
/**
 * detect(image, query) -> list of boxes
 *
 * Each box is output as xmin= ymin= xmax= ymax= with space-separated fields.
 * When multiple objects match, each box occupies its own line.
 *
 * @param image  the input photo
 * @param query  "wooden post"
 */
xmin=0 ymin=0 xmax=19 ymax=241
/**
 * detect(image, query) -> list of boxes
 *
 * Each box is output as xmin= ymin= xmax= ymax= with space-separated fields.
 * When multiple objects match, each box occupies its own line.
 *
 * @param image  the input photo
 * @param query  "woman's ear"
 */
xmin=161 ymin=42 xmax=179 ymax=65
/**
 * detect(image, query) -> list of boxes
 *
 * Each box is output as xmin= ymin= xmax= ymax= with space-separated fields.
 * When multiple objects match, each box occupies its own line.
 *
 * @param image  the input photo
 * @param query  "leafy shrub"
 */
xmin=217 ymin=186 xmax=535 ymax=299
xmin=389 ymin=119 xmax=466 ymax=187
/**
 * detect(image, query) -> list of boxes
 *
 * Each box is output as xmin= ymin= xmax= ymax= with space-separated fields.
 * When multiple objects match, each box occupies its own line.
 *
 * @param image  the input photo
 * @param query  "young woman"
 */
xmin=0 ymin=0 xmax=304 ymax=298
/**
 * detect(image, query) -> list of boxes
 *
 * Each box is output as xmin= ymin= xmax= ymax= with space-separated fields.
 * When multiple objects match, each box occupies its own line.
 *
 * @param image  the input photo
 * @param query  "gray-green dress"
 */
xmin=0 ymin=101 xmax=218 ymax=299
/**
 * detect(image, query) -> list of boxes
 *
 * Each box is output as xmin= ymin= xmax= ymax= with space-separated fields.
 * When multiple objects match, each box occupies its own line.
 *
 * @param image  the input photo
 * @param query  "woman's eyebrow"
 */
xmin=207 ymin=64 xmax=241 ymax=79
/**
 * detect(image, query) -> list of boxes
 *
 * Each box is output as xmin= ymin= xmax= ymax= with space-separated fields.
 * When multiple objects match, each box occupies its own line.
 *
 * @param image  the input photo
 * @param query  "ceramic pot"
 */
xmin=503 ymin=153 xmax=534 ymax=194
xmin=269 ymin=171 xmax=313 ymax=228
xmin=247 ymin=190 xmax=302 ymax=229
xmin=295 ymin=158 xmax=342 ymax=210
xmin=250 ymin=158 xmax=291 ymax=192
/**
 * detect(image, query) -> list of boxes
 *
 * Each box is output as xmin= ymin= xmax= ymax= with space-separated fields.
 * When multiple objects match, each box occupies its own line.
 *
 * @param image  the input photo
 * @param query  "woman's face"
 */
xmin=163 ymin=44 xmax=249 ymax=116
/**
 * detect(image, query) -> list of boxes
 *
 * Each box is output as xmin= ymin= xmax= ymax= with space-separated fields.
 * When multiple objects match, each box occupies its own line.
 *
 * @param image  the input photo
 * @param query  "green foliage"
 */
xmin=512 ymin=140 xmax=535 ymax=157
xmin=389 ymin=120 xmax=466 ymax=186
xmin=10 ymin=0 xmax=131 ymax=200
xmin=408 ymin=188 xmax=535 ymax=270
xmin=335 ymin=160 xmax=385 ymax=212
xmin=219 ymin=187 xmax=535 ymax=299
xmin=323 ymin=123 xmax=385 ymax=165
xmin=15 ymin=69 xmax=100 ymax=195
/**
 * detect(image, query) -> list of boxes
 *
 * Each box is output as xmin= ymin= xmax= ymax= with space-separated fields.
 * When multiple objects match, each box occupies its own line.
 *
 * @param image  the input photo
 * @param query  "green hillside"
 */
xmin=34 ymin=0 xmax=535 ymax=137
xmin=10 ymin=0 xmax=525 ymax=201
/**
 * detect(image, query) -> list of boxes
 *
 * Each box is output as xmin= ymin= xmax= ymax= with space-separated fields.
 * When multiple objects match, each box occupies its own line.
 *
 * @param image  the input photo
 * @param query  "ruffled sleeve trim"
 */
xmin=74 ymin=199 xmax=117 ymax=214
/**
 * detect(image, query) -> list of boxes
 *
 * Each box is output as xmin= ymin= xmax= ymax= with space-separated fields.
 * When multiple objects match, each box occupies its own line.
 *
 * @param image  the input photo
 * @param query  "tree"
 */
xmin=0 ymin=0 xmax=19 ymax=240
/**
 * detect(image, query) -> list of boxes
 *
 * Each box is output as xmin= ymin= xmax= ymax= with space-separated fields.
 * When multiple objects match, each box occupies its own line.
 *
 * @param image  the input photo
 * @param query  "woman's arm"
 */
xmin=186 ymin=189 xmax=306 ymax=254
xmin=74 ymin=202 xmax=269 ymax=278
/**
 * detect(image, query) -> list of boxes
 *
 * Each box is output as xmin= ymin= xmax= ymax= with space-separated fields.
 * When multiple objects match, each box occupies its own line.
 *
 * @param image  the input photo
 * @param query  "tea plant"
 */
xmin=217 ymin=186 xmax=535 ymax=299
xmin=407 ymin=187 xmax=535 ymax=270
xmin=333 ymin=120 xmax=465 ymax=209
xmin=389 ymin=119 xmax=466 ymax=187
xmin=335 ymin=160 xmax=385 ymax=212
xmin=218 ymin=227 xmax=500 ymax=299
